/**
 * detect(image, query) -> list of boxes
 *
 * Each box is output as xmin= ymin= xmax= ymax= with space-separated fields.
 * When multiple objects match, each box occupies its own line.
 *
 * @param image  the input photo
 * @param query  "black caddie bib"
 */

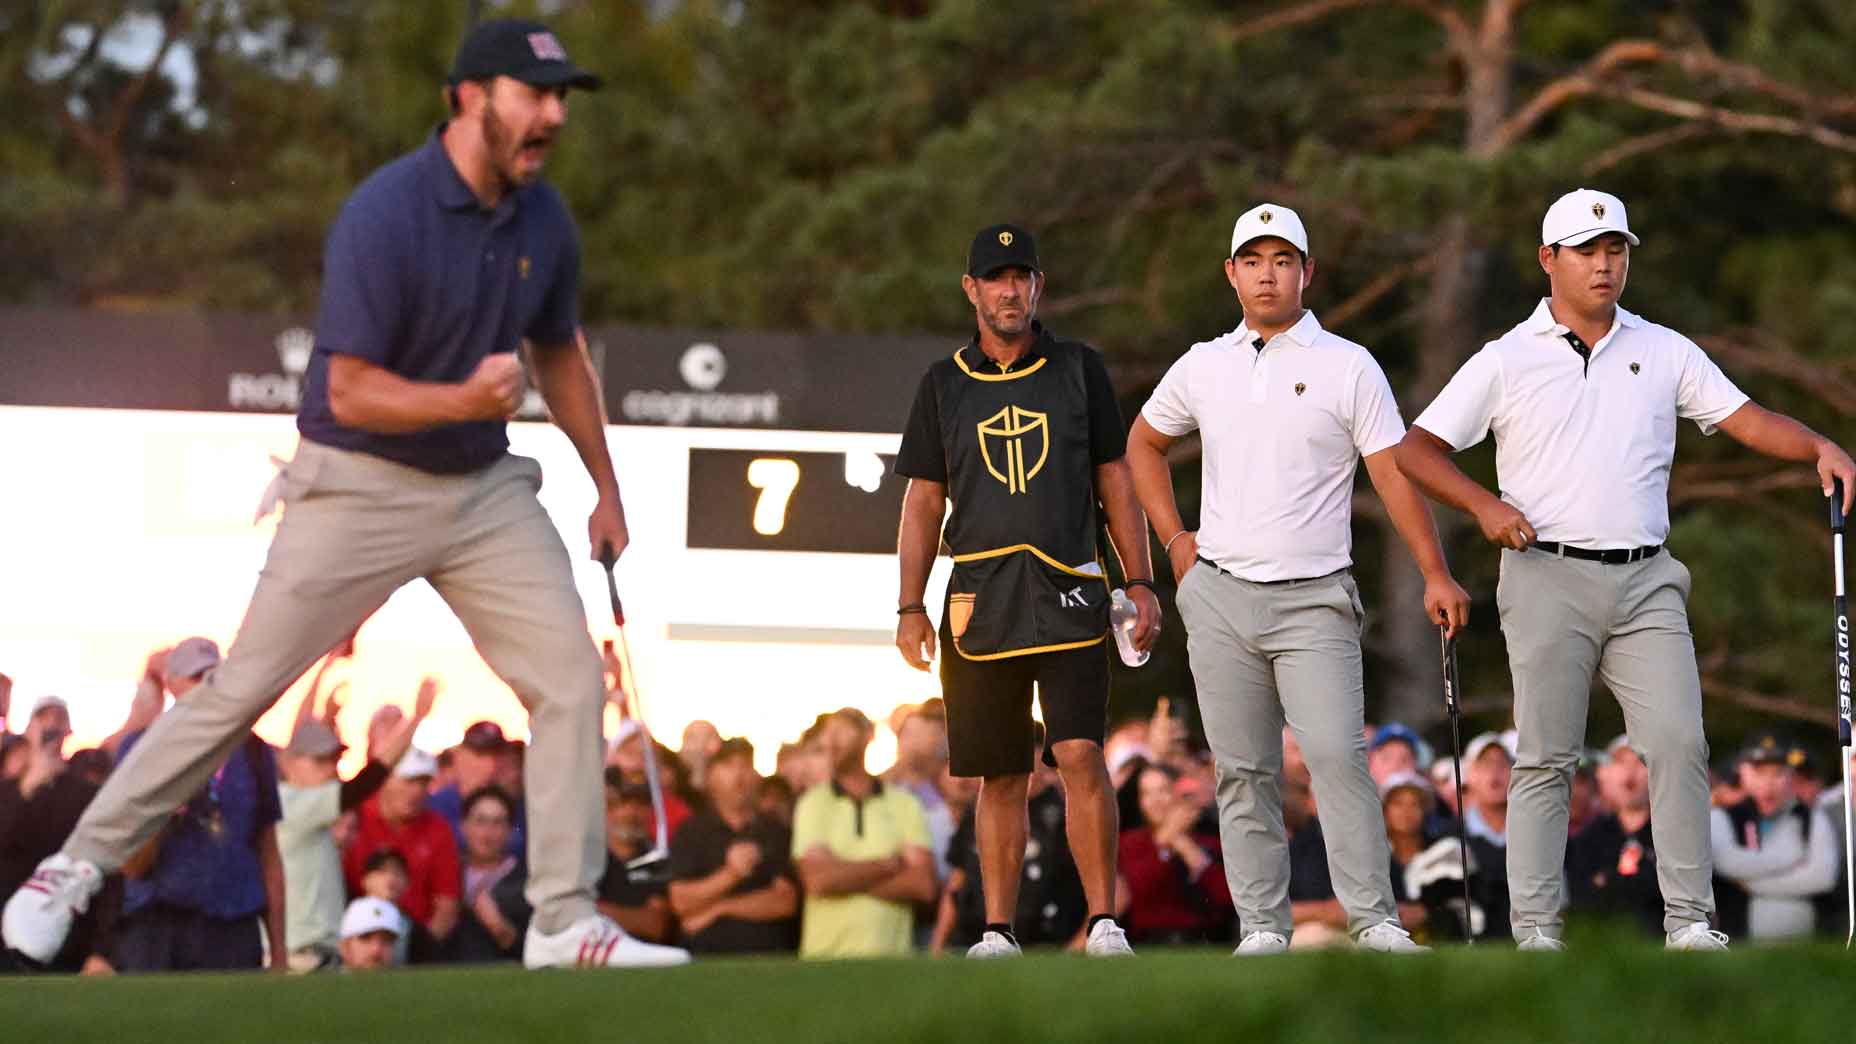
xmin=936 ymin=341 xmax=1107 ymax=660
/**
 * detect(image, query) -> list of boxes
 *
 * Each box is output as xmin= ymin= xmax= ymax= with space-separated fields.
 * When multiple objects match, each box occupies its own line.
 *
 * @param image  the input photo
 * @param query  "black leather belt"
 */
xmin=1529 ymin=542 xmax=1661 ymax=565
xmin=1195 ymin=555 xmax=1340 ymax=585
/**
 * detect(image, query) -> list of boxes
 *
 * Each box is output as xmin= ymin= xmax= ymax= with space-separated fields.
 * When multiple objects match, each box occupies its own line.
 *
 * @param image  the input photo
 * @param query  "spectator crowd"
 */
xmin=0 ymin=638 xmax=1851 ymax=974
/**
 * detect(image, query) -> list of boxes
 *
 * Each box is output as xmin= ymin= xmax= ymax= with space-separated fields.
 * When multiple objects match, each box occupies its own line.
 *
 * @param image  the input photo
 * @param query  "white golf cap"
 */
xmin=339 ymin=897 xmax=405 ymax=941
xmin=29 ymin=694 xmax=69 ymax=717
xmin=609 ymin=718 xmax=643 ymax=752
xmin=1541 ymin=188 xmax=1638 ymax=247
xmin=1464 ymin=731 xmax=1516 ymax=766
xmin=392 ymin=747 xmax=439 ymax=779
xmin=1377 ymin=769 xmax=1434 ymax=803
xmin=1230 ymin=202 xmax=1309 ymax=257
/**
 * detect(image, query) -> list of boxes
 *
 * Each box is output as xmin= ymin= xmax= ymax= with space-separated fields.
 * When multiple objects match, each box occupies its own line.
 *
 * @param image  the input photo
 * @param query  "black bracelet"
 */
xmin=897 ymin=604 xmax=928 ymax=616
xmin=1124 ymin=578 xmax=1158 ymax=594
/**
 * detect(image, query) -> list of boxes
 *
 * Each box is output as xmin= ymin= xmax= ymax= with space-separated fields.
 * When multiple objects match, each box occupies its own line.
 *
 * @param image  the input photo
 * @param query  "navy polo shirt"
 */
xmin=298 ymin=124 xmax=582 ymax=474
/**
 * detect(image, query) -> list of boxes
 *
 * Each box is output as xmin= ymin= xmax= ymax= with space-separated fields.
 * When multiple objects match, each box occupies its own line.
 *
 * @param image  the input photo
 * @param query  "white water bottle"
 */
xmin=1109 ymin=588 xmax=1149 ymax=667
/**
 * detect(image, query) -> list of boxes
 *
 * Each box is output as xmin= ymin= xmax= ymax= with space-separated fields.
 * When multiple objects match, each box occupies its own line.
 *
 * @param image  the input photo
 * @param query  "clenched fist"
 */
xmin=459 ymin=353 xmax=525 ymax=420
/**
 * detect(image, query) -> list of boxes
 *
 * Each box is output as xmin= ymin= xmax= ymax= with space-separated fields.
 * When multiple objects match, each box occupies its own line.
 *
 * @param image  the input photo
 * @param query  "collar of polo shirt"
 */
xmin=958 ymin=320 xmax=1052 ymax=375
xmin=1523 ymin=298 xmax=1644 ymax=335
xmin=1240 ymin=309 xmax=1321 ymax=349
xmin=428 ymin=123 xmax=520 ymax=220
xmin=1522 ymin=299 xmax=1644 ymax=347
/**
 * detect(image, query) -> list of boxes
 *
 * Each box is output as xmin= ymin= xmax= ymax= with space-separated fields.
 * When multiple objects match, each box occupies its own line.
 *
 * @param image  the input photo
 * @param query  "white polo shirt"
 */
xmin=1142 ymin=310 xmax=1406 ymax=582
xmin=1413 ymin=300 xmax=1749 ymax=548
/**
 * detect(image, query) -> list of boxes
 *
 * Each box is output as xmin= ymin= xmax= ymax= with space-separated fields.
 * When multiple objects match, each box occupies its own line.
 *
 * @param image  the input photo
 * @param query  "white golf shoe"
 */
xmin=1084 ymin=918 xmax=1135 ymax=957
xmin=1516 ymin=931 xmax=1567 ymax=952
xmin=1233 ymin=929 xmax=1290 ymax=955
xmin=523 ymin=914 xmax=690 ymax=969
xmin=1665 ymin=922 xmax=1730 ymax=952
xmin=1356 ymin=920 xmax=1430 ymax=953
xmin=966 ymin=930 xmax=1022 ymax=959
xmin=2 ymin=853 xmax=103 ymax=965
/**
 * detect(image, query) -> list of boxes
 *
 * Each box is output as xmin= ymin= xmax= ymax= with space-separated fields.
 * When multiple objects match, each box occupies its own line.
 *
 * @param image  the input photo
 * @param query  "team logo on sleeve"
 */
xmin=1630 ymin=362 xmax=1640 ymax=375
xmin=1294 ymin=382 xmax=1306 ymax=396
xmin=977 ymin=405 xmax=1049 ymax=495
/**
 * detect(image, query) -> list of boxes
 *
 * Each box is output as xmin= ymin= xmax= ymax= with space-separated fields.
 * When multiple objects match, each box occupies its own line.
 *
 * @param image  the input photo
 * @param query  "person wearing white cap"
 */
xmin=1565 ymin=735 xmax=1665 ymax=939
xmin=338 ymin=745 xmax=462 ymax=960
xmin=276 ymin=667 xmax=434 ymax=971
xmin=1126 ymin=202 xmax=1470 ymax=956
xmin=1461 ymin=731 xmax=1514 ymax=848
xmin=338 ymin=896 xmax=406 ymax=970
xmin=1397 ymin=188 xmax=1856 ymax=953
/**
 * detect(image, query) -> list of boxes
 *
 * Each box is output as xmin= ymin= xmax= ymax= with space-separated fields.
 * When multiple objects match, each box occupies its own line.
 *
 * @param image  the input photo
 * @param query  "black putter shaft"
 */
xmin=1441 ymin=627 xmax=1475 ymax=943
xmin=1829 ymin=479 xmax=1851 ymax=947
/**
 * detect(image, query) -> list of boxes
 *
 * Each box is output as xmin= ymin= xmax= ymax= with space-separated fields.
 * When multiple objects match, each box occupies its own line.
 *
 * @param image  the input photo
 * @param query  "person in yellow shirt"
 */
xmin=791 ymin=709 xmax=936 ymax=958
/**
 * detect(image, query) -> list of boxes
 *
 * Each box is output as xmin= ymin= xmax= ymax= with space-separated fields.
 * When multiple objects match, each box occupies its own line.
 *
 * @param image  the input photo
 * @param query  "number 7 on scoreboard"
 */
xmin=746 ymin=457 xmax=801 ymax=536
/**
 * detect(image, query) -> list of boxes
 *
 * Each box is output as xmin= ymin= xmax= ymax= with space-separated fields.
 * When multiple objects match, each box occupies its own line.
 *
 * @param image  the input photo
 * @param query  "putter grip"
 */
xmin=1833 ymin=479 xmax=1847 ymax=533
xmin=598 ymin=543 xmax=626 ymax=626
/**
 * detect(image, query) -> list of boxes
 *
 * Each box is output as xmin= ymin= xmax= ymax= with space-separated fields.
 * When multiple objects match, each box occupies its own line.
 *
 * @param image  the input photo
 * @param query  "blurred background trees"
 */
xmin=5 ymin=0 xmax=1852 ymax=747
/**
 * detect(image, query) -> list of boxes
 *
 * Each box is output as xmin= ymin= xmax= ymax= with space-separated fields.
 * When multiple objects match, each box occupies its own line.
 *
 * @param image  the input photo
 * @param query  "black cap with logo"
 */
xmin=967 ymin=224 xmax=1040 ymax=278
xmin=1739 ymin=730 xmax=1805 ymax=768
xmin=449 ymin=18 xmax=601 ymax=91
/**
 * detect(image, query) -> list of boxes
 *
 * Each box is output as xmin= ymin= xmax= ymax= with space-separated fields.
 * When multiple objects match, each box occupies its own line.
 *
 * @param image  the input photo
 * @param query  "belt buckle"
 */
xmin=1553 ymin=542 xmax=1568 ymax=560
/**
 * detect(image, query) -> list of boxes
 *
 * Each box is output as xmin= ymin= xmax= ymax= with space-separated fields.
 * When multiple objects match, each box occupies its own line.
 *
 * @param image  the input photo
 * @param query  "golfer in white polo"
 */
xmin=1397 ymin=188 xmax=1855 ymax=951
xmin=1127 ymin=203 xmax=1470 ymax=954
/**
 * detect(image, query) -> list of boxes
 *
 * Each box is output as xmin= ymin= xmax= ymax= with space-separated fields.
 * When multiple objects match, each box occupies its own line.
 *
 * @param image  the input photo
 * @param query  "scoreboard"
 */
xmin=686 ymin=448 xmax=904 ymax=554
xmin=0 ymin=308 xmax=956 ymax=772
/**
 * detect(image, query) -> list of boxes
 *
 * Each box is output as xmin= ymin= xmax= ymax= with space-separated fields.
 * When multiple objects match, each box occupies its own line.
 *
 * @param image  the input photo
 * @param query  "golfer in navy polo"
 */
xmin=3 ymin=19 xmax=688 ymax=970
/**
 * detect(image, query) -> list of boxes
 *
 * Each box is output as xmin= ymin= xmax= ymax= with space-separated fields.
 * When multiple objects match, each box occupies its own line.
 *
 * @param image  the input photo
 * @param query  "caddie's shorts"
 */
xmin=937 ymin=612 xmax=1109 ymax=778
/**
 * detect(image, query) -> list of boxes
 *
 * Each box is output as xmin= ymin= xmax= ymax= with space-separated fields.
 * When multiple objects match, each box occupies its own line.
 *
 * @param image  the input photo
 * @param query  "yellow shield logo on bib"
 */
xmin=977 ymin=405 xmax=1049 ymax=495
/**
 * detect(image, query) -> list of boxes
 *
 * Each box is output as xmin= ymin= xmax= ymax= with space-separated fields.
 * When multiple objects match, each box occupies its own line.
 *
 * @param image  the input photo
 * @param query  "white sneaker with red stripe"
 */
xmin=522 ymin=914 xmax=690 ymax=969
xmin=3 ymin=853 xmax=104 ymax=964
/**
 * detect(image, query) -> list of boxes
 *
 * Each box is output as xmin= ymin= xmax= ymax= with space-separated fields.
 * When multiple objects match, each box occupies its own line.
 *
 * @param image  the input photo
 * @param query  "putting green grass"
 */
xmin=1 ymin=936 xmax=1845 ymax=1043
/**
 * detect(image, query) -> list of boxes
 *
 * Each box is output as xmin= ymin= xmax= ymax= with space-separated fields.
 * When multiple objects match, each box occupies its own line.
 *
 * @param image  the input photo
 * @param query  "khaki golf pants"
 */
xmin=66 ymin=441 xmax=607 ymax=933
xmin=1499 ymin=547 xmax=1714 ymax=938
xmin=1175 ymin=563 xmax=1400 ymax=938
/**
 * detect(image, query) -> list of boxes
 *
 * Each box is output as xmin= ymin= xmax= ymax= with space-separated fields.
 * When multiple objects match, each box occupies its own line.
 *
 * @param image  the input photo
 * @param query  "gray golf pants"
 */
xmin=1175 ymin=563 xmax=1399 ymax=938
xmin=65 ymin=442 xmax=608 ymax=934
xmin=1499 ymin=547 xmax=1714 ymax=938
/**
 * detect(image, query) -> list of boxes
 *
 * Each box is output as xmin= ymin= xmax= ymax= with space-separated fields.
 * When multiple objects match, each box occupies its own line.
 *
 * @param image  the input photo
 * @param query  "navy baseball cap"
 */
xmin=967 ymin=224 xmax=1040 ymax=278
xmin=449 ymin=19 xmax=601 ymax=91
xmin=1370 ymin=722 xmax=1422 ymax=754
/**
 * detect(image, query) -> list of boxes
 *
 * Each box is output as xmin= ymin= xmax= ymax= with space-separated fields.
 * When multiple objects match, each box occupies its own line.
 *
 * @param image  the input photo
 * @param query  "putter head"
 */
xmin=624 ymin=848 xmax=672 ymax=885
xmin=625 ymin=848 xmax=669 ymax=872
